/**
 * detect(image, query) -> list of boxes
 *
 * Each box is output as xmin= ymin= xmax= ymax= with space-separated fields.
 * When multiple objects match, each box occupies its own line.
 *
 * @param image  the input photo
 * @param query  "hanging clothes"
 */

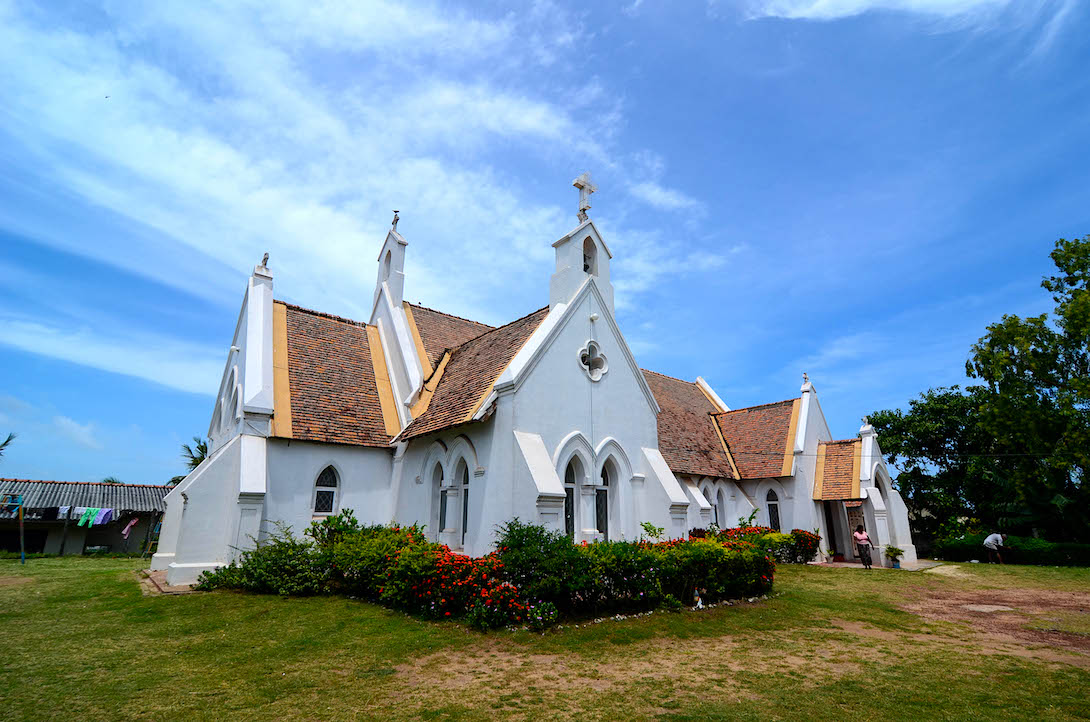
xmin=77 ymin=508 xmax=99 ymax=527
xmin=121 ymin=518 xmax=139 ymax=539
xmin=93 ymin=508 xmax=113 ymax=525
xmin=58 ymin=506 xmax=71 ymax=519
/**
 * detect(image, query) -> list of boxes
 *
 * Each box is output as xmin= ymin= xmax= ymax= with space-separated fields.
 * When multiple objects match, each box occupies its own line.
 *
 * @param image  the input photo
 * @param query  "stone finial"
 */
xmin=391 ymin=210 xmax=400 ymax=231
xmin=260 ymin=252 xmax=269 ymax=268
xmin=863 ymin=415 xmax=870 ymax=426
xmin=572 ymin=172 xmax=597 ymax=222
xmin=802 ymin=372 xmax=809 ymax=384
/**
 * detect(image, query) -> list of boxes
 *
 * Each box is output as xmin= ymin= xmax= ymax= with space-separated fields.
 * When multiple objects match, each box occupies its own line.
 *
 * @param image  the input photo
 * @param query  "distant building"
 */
xmin=155 ymin=180 xmax=916 ymax=585
xmin=0 ymin=478 xmax=168 ymax=555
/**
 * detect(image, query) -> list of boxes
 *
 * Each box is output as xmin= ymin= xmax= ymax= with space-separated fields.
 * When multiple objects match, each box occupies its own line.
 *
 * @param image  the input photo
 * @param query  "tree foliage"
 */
xmin=181 ymin=437 xmax=208 ymax=471
xmin=0 ymin=432 xmax=14 ymax=459
xmin=872 ymin=235 xmax=1090 ymax=543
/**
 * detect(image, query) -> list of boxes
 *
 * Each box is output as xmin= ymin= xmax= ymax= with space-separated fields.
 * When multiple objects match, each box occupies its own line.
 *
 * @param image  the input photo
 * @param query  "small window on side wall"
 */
xmin=766 ymin=489 xmax=781 ymax=532
xmin=314 ymin=466 xmax=338 ymax=514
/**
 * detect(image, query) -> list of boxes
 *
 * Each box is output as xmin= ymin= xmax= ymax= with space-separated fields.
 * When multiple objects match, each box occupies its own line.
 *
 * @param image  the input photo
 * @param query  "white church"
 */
xmin=153 ymin=177 xmax=917 ymax=585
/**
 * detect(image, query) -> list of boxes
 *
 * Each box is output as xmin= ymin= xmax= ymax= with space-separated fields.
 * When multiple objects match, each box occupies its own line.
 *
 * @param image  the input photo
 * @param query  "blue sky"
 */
xmin=0 ymin=0 xmax=1086 ymax=484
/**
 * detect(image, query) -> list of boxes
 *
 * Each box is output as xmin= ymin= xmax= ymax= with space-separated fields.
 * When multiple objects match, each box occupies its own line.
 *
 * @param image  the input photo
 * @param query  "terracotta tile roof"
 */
xmin=280 ymin=302 xmax=392 ymax=447
xmin=713 ymin=399 xmax=798 ymax=479
xmin=401 ymin=307 xmax=551 ymax=440
xmin=816 ymin=439 xmax=861 ymax=500
xmin=406 ymin=303 xmax=494 ymax=369
xmin=641 ymin=370 xmax=736 ymax=479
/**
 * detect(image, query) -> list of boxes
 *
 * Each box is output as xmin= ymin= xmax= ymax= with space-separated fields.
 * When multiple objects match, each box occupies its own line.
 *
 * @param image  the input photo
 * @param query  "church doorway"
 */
xmin=846 ymin=504 xmax=866 ymax=562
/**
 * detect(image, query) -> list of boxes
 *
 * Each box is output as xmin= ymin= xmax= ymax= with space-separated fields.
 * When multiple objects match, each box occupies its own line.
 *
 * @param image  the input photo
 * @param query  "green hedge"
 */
xmin=197 ymin=512 xmax=776 ymax=630
xmin=934 ymin=533 xmax=1090 ymax=566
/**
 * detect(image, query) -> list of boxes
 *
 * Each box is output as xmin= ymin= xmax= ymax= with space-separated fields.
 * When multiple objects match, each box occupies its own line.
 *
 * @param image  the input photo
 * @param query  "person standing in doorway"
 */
xmin=853 ymin=525 xmax=873 ymax=569
xmin=983 ymin=532 xmax=1007 ymax=564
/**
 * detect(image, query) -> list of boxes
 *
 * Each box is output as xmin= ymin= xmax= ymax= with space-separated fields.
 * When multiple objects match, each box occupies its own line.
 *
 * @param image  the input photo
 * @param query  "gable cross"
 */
xmin=572 ymin=172 xmax=597 ymax=222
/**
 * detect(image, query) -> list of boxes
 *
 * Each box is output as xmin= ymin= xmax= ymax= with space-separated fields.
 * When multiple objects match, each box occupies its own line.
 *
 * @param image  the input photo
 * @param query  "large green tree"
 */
xmin=872 ymin=235 xmax=1090 ymax=543
xmin=965 ymin=235 xmax=1090 ymax=540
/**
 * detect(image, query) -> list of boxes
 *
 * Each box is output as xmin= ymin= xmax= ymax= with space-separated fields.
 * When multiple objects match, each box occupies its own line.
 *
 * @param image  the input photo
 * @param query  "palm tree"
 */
xmin=101 ymin=476 xmax=123 ymax=484
xmin=0 ymin=432 xmax=15 ymax=459
xmin=181 ymin=437 xmax=208 ymax=471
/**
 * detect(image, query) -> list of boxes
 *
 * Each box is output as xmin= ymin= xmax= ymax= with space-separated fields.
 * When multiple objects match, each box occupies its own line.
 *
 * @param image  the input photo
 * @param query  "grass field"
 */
xmin=1 ymin=557 xmax=1088 ymax=721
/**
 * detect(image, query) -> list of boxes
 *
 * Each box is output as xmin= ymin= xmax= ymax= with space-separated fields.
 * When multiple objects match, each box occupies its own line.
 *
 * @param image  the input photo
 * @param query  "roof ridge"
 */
xmin=640 ymin=368 xmax=696 ymax=385
xmin=0 ymin=478 xmax=165 ymax=488
xmin=406 ymin=302 xmax=495 ymax=330
xmin=713 ymin=397 xmax=798 ymax=416
xmin=275 ymin=300 xmax=367 ymax=327
xmin=821 ymin=438 xmax=861 ymax=445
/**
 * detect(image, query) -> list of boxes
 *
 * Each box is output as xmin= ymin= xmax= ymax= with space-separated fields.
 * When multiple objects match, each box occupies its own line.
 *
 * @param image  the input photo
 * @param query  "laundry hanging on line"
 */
xmin=121 ymin=518 xmax=139 ymax=539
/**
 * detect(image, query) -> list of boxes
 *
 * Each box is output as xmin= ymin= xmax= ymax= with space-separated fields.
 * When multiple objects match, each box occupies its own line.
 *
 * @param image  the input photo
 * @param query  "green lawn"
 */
xmin=1 ymin=558 xmax=1088 ymax=721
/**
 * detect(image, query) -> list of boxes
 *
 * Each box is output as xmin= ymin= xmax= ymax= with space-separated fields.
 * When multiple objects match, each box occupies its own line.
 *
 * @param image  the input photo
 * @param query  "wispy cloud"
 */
xmin=0 ymin=318 xmax=224 ymax=395
xmin=52 ymin=416 xmax=102 ymax=450
xmin=629 ymin=181 xmax=703 ymax=211
xmin=744 ymin=0 xmax=1013 ymax=21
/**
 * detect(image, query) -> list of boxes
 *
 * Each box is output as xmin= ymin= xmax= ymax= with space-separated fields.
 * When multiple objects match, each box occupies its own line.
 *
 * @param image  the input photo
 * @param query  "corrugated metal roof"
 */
xmin=0 ymin=478 xmax=170 ymax=519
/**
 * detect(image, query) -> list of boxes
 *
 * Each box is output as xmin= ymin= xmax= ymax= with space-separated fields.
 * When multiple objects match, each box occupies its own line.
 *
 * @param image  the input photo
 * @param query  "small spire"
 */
xmin=862 ymin=415 xmax=870 ymax=426
xmin=391 ymin=210 xmax=400 ymax=231
xmin=802 ymin=372 xmax=809 ymax=384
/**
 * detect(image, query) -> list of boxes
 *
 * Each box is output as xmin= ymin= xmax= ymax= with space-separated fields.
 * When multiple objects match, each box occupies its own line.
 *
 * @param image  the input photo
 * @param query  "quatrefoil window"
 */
xmin=578 ymin=340 xmax=608 ymax=382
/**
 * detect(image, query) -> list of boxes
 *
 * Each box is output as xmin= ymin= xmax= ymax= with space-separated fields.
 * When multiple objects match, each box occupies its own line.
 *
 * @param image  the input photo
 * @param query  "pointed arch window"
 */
xmin=563 ymin=458 xmax=581 ymax=539
xmin=582 ymin=236 xmax=597 ymax=275
xmin=766 ymin=489 xmax=781 ymax=532
xmin=433 ymin=463 xmax=448 ymax=535
xmin=457 ymin=460 xmax=471 ymax=548
xmin=716 ymin=489 xmax=727 ymax=529
xmin=596 ymin=461 xmax=613 ymax=541
xmin=704 ymin=487 xmax=718 ymax=526
xmin=382 ymin=250 xmax=392 ymax=281
xmin=314 ymin=466 xmax=338 ymax=514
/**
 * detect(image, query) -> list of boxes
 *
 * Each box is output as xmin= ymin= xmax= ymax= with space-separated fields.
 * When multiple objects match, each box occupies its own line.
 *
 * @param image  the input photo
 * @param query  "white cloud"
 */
xmin=629 ymin=181 xmax=703 ymax=211
xmin=52 ymin=416 xmax=103 ymax=450
xmin=744 ymin=0 xmax=1012 ymax=21
xmin=0 ymin=318 xmax=224 ymax=395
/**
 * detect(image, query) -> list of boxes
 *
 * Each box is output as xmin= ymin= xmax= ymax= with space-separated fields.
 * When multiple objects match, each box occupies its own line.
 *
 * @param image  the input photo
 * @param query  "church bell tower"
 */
xmin=550 ymin=173 xmax=615 ymax=314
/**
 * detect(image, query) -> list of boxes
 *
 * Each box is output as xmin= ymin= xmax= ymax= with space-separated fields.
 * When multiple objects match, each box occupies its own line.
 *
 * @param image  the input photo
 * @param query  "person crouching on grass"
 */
xmin=983 ymin=532 xmax=1007 ymax=564
xmin=853 ymin=525 xmax=873 ymax=569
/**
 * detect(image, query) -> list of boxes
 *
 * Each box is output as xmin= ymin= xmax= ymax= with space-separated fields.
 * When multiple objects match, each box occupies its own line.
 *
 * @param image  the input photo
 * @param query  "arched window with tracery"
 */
xmin=314 ymin=466 xmax=338 ymax=514
xmin=766 ymin=489 xmax=781 ymax=532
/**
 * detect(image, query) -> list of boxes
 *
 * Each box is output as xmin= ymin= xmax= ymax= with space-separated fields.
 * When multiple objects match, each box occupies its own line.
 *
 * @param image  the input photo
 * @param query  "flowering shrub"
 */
xmin=690 ymin=526 xmax=821 ymax=564
xmin=199 ymin=518 xmax=778 ymax=630
xmin=331 ymin=524 xmax=429 ymax=599
xmin=525 ymin=600 xmax=560 ymax=631
xmin=789 ymin=529 xmax=821 ymax=563
xmin=466 ymin=580 xmax=524 ymax=630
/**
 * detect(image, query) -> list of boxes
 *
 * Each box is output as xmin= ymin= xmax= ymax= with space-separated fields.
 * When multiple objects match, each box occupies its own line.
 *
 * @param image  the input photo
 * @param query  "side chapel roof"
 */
xmin=279 ymin=302 xmax=392 ymax=447
xmin=641 ymin=370 xmax=737 ymax=479
xmin=713 ymin=398 xmax=800 ymax=479
xmin=813 ymin=438 xmax=862 ymax=500
xmin=400 ymin=307 xmax=551 ymax=440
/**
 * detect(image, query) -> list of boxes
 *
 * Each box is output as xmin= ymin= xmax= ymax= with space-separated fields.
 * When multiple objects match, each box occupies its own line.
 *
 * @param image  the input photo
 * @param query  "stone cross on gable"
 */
xmin=572 ymin=172 xmax=597 ymax=222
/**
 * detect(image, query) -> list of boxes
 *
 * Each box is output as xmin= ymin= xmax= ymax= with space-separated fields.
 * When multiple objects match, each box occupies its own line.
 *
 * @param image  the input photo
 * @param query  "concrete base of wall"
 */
xmin=150 ymin=551 xmax=175 ymax=571
xmin=167 ymin=561 xmax=220 ymax=586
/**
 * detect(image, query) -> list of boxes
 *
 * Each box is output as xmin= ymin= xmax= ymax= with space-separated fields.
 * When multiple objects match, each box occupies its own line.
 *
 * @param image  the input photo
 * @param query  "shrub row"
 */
xmin=934 ymin=533 xmax=1090 ymax=567
xmin=689 ymin=526 xmax=821 ymax=564
xmin=196 ymin=512 xmax=777 ymax=630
